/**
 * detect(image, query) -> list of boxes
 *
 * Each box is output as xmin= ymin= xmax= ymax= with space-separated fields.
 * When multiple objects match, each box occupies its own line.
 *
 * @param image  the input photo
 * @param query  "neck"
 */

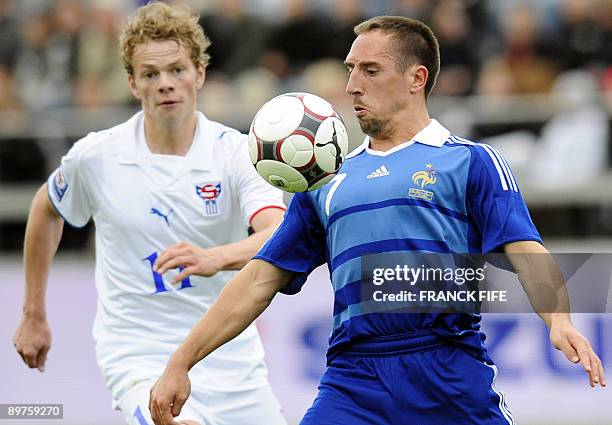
xmin=144 ymin=111 xmax=197 ymax=155
xmin=369 ymin=103 xmax=431 ymax=152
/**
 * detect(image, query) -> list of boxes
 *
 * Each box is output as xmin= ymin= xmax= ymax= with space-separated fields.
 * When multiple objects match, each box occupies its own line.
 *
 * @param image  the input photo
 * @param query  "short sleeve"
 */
xmin=47 ymin=139 xmax=93 ymax=228
xmin=466 ymin=144 xmax=542 ymax=253
xmin=230 ymin=135 xmax=286 ymax=226
xmin=254 ymin=192 xmax=327 ymax=294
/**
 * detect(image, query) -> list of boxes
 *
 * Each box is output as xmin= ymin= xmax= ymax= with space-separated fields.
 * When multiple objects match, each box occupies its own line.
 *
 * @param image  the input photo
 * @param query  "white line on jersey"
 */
xmin=449 ymin=136 xmax=518 ymax=192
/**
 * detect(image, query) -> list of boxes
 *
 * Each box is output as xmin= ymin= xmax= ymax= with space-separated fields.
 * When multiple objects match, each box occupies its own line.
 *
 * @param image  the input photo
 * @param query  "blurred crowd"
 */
xmin=0 ymin=0 xmax=611 ymax=111
xmin=0 ymin=0 xmax=611 ymax=186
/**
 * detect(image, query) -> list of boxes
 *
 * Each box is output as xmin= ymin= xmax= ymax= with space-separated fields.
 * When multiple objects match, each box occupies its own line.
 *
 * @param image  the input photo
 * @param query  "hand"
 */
xmin=549 ymin=319 xmax=606 ymax=387
xmin=154 ymin=242 xmax=226 ymax=282
xmin=149 ymin=362 xmax=192 ymax=425
xmin=13 ymin=315 xmax=51 ymax=372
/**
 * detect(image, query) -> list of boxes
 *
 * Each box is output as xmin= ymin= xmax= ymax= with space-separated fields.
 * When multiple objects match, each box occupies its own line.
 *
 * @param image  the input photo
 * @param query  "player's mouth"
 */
xmin=159 ymin=100 xmax=180 ymax=107
xmin=353 ymin=105 xmax=368 ymax=117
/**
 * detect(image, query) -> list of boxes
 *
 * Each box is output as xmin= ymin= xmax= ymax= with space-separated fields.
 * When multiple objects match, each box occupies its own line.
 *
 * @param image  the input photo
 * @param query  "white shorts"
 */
xmin=115 ymin=381 xmax=286 ymax=425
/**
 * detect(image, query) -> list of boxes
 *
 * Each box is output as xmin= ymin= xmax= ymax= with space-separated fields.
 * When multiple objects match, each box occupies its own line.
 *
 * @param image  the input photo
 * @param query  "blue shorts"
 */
xmin=301 ymin=331 xmax=514 ymax=425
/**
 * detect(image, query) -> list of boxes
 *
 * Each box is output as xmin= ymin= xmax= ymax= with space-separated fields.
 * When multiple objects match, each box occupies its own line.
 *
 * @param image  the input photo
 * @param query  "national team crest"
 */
xmin=195 ymin=182 xmax=222 ymax=216
xmin=408 ymin=163 xmax=437 ymax=201
xmin=53 ymin=169 xmax=68 ymax=201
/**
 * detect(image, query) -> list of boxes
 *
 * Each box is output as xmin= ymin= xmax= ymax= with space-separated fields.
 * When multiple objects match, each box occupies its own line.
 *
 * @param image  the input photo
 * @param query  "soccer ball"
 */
xmin=248 ymin=93 xmax=349 ymax=192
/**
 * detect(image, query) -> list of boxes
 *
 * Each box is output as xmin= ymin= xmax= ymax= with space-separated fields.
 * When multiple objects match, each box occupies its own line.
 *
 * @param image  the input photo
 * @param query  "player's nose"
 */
xmin=346 ymin=71 xmax=363 ymax=96
xmin=157 ymin=71 xmax=175 ymax=93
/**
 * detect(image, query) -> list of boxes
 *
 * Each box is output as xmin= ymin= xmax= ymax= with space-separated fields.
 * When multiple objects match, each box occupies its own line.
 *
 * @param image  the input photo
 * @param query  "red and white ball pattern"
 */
xmin=248 ymin=93 xmax=349 ymax=193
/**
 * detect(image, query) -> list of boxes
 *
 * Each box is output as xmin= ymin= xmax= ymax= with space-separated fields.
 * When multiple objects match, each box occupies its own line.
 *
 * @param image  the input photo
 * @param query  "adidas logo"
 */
xmin=367 ymin=165 xmax=390 ymax=179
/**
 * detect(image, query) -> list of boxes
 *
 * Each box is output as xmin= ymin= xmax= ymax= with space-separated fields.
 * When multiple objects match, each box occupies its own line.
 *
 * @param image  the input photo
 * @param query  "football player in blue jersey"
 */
xmin=149 ymin=15 xmax=605 ymax=425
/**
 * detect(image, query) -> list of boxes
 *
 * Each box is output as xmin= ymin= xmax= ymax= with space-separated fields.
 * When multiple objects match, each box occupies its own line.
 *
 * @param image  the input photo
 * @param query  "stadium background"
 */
xmin=0 ymin=0 xmax=611 ymax=424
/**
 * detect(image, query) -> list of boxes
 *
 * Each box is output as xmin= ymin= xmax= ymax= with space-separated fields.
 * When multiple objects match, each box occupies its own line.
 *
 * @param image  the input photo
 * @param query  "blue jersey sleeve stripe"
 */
xmin=491 ymin=146 xmax=518 ymax=192
xmin=477 ymin=144 xmax=510 ymax=191
xmin=450 ymin=136 xmax=511 ymax=191
xmin=327 ymin=198 xmax=467 ymax=230
xmin=331 ymin=238 xmax=453 ymax=270
xmin=488 ymin=146 xmax=518 ymax=192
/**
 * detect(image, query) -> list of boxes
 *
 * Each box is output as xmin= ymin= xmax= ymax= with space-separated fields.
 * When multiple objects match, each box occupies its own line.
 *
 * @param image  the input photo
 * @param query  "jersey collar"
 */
xmin=346 ymin=119 xmax=450 ymax=158
xmin=117 ymin=111 xmax=214 ymax=172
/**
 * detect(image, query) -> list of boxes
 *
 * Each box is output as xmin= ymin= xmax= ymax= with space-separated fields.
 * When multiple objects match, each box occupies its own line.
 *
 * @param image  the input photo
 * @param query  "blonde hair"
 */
xmin=119 ymin=1 xmax=211 ymax=75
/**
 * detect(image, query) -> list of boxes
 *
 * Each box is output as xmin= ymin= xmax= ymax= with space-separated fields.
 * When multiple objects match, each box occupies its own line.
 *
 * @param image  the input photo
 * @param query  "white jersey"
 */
xmin=47 ymin=111 xmax=285 ymax=401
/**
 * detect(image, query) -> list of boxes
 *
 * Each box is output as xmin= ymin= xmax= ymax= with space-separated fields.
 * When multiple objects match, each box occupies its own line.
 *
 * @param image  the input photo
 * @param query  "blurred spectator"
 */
xmin=260 ymin=0 xmax=333 ymax=78
xmin=0 ymin=0 xmax=20 ymax=71
xmin=477 ymin=3 xmax=558 ymax=95
xmin=0 ymin=66 xmax=20 ymax=112
xmin=232 ymin=67 xmax=280 ymax=122
xmin=325 ymin=0 xmax=368 ymax=61
xmin=429 ymin=0 xmax=479 ymax=96
xmin=531 ymin=70 xmax=609 ymax=185
xmin=0 ymin=65 xmax=25 ymax=135
xmin=74 ymin=1 xmax=131 ymax=106
xmin=13 ymin=0 xmax=83 ymax=109
xmin=476 ymin=57 xmax=515 ymax=95
xmin=552 ymin=0 xmax=612 ymax=70
xmin=199 ymin=0 xmax=272 ymax=78
xmin=389 ymin=0 xmax=430 ymax=20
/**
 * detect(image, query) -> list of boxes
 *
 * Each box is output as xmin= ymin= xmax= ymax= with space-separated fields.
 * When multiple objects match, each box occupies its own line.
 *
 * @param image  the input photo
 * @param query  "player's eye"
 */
xmin=365 ymin=69 xmax=378 ymax=76
xmin=174 ymin=67 xmax=184 ymax=75
xmin=142 ymin=72 xmax=154 ymax=79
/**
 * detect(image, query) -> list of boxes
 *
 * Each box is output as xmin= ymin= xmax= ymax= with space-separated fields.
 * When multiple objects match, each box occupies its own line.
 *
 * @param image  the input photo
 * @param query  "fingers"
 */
xmin=569 ymin=336 xmax=608 ymax=388
xmin=554 ymin=335 xmax=580 ymax=364
xmin=36 ymin=345 xmax=49 ymax=372
xmin=19 ymin=347 xmax=41 ymax=369
xmin=588 ymin=351 xmax=606 ymax=388
xmin=597 ymin=355 xmax=607 ymax=387
xmin=14 ymin=338 xmax=50 ymax=371
xmin=154 ymin=242 xmax=198 ymax=274
xmin=156 ymin=256 xmax=191 ymax=276
xmin=150 ymin=392 xmax=176 ymax=425
xmin=171 ymin=392 xmax=187 ymax=417
xmin=172 ymin=267 xmax=198 ymax=284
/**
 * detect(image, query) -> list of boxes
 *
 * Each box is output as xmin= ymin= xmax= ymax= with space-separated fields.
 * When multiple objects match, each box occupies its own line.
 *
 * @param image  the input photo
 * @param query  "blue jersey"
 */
xmin=255 ymin=119 xmax=541 ymax=364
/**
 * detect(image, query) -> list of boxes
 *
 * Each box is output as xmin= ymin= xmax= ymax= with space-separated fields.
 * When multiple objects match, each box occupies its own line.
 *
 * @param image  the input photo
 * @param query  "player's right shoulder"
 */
xmin=67 ymin=113 xmax=139 ymax=162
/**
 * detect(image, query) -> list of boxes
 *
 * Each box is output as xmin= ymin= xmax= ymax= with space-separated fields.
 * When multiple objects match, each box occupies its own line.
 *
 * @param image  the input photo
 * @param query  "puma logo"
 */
xmin=150 ymin=208 xmax=174 ymax=226
xmin=315 ymin=121 xmax=342 ymax=170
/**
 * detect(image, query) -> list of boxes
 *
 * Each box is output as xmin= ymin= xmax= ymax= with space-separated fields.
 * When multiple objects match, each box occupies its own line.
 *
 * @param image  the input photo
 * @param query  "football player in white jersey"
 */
xmin=13 ymin=3 xmax=287 ymax=425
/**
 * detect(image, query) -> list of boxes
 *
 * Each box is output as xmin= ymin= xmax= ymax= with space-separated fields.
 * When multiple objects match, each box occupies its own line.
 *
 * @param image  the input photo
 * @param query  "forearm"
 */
xmin=516 ymin=258 xmax=571 ymax=327
xmin=22 ymin=185 xmax=64 ymax=318
xmin=170 ymin=259 xmax=290 ymax=370
xmin=212 ymin=226 xmax=278 ymax=270
xmin=505 ymin=241 xmax=571 ymax=328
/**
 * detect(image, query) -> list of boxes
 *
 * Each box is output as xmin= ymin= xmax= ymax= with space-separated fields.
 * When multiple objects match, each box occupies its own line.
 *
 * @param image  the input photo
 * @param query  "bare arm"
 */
xmin=153 ymin=208 xmax=285 ymax=282
xmin=505 ymin=240 xmax=605 ymax=387
xmin=504 ymin=241 xmax=569 ymax=327
xmin=149 ymin=259 xmax=293 ymax=425
xmin=13 ymin=184 xmax=64 ymax=372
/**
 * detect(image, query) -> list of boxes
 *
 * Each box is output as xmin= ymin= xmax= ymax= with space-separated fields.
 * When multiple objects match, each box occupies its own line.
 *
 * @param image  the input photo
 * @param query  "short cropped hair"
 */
xmin=119 ymin=1 xmax=211 ymax=75
xmin=354 ymin=16 xmax=440 ymax=98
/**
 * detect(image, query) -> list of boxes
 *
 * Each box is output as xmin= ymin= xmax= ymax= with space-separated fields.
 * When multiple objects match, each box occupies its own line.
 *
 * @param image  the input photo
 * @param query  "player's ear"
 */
xmin=409 ymin=64 xmax=428 ymax=95
xmin=196 ymin=63 xmax=206 ymax=90
xmin=127 ymin=73 xmax=142 ymax=100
